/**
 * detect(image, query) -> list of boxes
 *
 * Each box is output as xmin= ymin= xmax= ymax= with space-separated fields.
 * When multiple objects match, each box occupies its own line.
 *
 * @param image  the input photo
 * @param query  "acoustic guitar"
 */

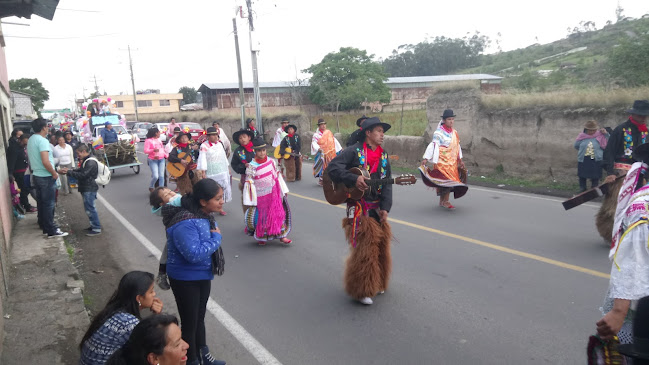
xmin=273 ymin=145 xmax=301 ymax=160
xmin=166 ymin=151 xmax=195 ymax=178
xmin=562 ymin=175 xmax=624 ymax=210
xmin=322 ymin=167 xmax=417 ymax=205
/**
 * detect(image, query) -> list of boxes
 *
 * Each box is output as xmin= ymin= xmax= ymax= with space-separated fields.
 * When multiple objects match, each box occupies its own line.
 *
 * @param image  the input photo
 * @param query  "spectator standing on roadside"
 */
xmin=27 ymin=118 xmax=68 ymax=238
xmin=59 ymin=144 xmax=102 ymax=236
xmin=7 ymin=133 xmax=36 ymax=213
xmin=53 ymin=136 xmax=74 ymax=195
xmin=144 ymin=127 xmax=168 ymax=192
xmin=574 ymin=120 xmax=609 ymax=192
xmin=168 ymin=118 xmax=180 ymax=138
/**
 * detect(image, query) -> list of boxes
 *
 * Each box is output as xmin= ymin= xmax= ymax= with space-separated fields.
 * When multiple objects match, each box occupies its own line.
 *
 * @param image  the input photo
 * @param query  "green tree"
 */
xmin=304 ymin=47 xmax=391 ymax=130
xmin=9 ymin=78 xmax=49 ymax=113
xmin=178 ymin=86 xmax=198 ymax=104
xmin=606 ymin=37 xmax=649 ymax=86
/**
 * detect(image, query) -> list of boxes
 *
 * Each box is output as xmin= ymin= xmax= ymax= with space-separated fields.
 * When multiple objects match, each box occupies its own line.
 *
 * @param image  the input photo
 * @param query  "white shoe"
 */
xmin=377 ymin=290 xmax=385 ymax=295
xmin=359 ymin=297 xmax=373 ymax=305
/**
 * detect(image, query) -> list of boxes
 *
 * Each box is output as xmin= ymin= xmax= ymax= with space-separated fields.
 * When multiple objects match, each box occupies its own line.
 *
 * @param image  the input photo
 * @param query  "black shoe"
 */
xmin=156 ymin=273 xmax=171 ymax=290
xmin=200 ymin=346 xmax=226 ymax=365
xmin=85 ymin=230 xmax=101 ymax=237
xmin=48 ymin=229 xmax=69 ymax=238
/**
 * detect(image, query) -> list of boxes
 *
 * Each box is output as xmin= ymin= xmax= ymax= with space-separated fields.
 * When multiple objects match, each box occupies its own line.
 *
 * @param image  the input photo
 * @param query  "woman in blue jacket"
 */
xmin=165 ymin=178 xmax=226 ymax=365
xmin=574 ymin=120 xmax=609 ymax=192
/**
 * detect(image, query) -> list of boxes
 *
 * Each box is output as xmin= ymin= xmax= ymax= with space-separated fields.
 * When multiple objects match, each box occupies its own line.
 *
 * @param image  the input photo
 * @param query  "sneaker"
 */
xmin=85 ymin=230 xmax=102 ymax=237
xmin=377 ymin=290 xmax=385 ymax=295
xmin=156 ymin=273 xmax=171 ymax=291
xmin=359 ymin=297 xmax=373 ymax=305
xmin=200 ymin=346 xmax=226 ymax=365
xmin=48 ymin=229 xmax=69 ymax=238
xmin=257 ymin=241 xmax=266 ymax=246
xmin=25 ymin=207 xmax=37 ymax=213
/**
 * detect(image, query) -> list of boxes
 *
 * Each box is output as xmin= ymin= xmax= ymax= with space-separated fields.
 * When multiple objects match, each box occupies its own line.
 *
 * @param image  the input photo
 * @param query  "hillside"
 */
xmin=460 ymin=16 xmax=649 ymax=89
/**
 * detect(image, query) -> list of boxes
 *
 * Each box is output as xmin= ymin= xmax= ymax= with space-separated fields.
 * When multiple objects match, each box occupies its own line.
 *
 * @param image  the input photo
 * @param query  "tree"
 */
xmin=606 ymin=37 xmax=649 ymax=86
xmin=304 ymin=47 xmax=391 ymax=130
xmin=178 ymin=86 xmax=198 ymax=104
xmin=9 ymin=78 xmax=49 ymax=113
xmin=382 ymin=32 xmax=490 ymax=77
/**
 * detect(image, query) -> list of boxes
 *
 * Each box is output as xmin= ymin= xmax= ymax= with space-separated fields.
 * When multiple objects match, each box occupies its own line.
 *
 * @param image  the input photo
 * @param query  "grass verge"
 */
xmin=64 ymin=239 xmax=74 ymax=261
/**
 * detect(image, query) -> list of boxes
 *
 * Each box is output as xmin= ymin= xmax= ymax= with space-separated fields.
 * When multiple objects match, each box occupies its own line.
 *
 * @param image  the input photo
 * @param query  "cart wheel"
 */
xmin=133 ymin=165 xmax=140 ymax=174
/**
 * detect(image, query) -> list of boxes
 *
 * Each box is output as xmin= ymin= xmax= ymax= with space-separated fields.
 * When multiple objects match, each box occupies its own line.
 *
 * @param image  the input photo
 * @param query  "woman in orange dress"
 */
xmin=420 ymin=109 xmax=468 ymax=210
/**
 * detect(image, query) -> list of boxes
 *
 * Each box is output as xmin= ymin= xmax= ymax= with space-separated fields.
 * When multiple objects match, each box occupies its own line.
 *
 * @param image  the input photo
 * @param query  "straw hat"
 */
xmin=584 ymin=120 xmax=599 ymax=130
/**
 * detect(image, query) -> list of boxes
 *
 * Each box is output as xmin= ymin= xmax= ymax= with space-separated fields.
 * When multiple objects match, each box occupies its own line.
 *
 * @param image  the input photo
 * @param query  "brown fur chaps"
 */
xmin=595 ymin=178 xmax=623 ymax=242
xmin=342 ymin=215 xmax=392 ymax=299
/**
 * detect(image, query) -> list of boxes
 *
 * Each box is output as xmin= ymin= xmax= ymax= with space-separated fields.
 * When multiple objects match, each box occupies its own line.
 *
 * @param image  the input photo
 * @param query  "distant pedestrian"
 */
xmin=165 ymin=179 xmax=226 ymax=365
xmin=27 ymin=118 xmax=68 ymax=238
xmin=7 ymin=133 xmax=36 ymax=213
xmin=144 ymin=127 xmax=168 ymax=192
xmin=65 ymin=130 xmax=80 ymax=151
xmin=106 ymin=314 xmax=188 ymax=365
xmin=53 ymin=136 xmax=74 ymax=194
xmin=279 ymin=124 xmax=302 ymax=182
xmin=167 ymin=118 xmax=180 ymax=138
xmin=79 ymin=271 xmax=163 ymax=365
xmin=58 ymin=144 xmax=102 ymax=236
xmin=574 ymin=120 xmax=609 ymax=192
xmin=246 ymin=118 xmax=260 ymax=139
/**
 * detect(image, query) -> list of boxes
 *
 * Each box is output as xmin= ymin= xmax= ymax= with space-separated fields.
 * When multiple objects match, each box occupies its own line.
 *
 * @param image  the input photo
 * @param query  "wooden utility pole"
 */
xmin=399 ymin=94 xmax=405 ymax=135
xmin=128 ymin=45 xmax=139 ymax=121
xmin=246 ymin=0 xmax=263 ymax=136
xmin=233 ymin=18 xmax=246 ymax=129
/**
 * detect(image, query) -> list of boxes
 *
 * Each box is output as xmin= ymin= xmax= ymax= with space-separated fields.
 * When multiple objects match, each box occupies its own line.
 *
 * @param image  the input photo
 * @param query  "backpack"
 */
xmin=83 ymin=157 xmax=111 ymax=186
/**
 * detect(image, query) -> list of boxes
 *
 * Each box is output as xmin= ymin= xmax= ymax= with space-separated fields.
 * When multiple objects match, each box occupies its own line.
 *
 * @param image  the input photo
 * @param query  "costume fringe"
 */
xmin=342 ymin=216 xmax=392 ymax=299
xmin=596 ymin=179 xmax=623 ymax=242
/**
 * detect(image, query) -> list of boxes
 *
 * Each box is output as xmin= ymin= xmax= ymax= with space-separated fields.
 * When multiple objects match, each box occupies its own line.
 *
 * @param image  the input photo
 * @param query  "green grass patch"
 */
xmin=64 ymin=239 xmax=74 ymax=261
xmin=470 ymin=173 xmax=580 ymax=192
xmin=83 ymin=294 xmax=93 ymax=308
xmin=314 ymin=109 xmax=427 ymax=136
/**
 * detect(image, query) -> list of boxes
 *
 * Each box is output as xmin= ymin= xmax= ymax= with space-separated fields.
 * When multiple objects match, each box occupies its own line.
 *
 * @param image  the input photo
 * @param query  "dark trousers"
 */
xmin=169 ymin=278 xmax=211 ymax=362
xmin=579 ymin=177 xmax=599 ymax=192
xmin=33 ymin=175 xmax=58 ymax=235
xmin=13 ymin=172 xmax=32 ymax=209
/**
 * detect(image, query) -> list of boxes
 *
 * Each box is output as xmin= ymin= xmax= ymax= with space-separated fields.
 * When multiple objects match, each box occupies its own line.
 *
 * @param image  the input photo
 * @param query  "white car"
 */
xmin=94 ymin=125 xmax=135 ymax=143
xmin=155 ymin=122 xmax=169 ymax=142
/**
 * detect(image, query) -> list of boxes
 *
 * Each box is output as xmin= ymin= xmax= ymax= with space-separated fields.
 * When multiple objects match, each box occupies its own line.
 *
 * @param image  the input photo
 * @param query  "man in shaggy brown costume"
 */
xmin=326 ymin=117 xmax=393 ymax=305
xmin=598 ymin=100 xmax=649 ymax=242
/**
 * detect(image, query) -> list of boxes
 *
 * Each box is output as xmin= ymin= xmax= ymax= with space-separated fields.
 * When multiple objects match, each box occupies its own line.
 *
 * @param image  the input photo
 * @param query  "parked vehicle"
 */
xmin=154 ymin=122 xmax=169 ymax=142
xmin=180 ymin=122 xmax=205 ymax=141
xmin=93 ymin=125 xmax=136 ymax=143
xmin=11 ymin=120 xmax=33 ymax=134
xmin=131 ymin=122 xmax=152 ymax=140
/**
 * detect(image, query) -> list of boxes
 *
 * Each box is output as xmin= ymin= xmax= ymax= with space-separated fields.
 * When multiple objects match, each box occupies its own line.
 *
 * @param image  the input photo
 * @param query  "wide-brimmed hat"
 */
xmin=356 ymin=115 xmax=368 ymax=127
xmin=284 ymin=124 xmax=298 ymax=133
xmin=206 ymin=127 xmax=219 ymax=135
xmin=252 ymin=138 xmax=267 ymax=150
xmin=441 ymin=109 xmax=456 ymax=119
xmin=584 ymin=120 xmax=599 ymax=130
xmin=281 ymin=120 xmax=289 ymax=124
xmin=317 ymin=118 xmax=326 ymax=125
xmin=245 ymin=118 xmax=255 ymax=126
xmin=177 ymin=132 xmax=192 ymax=141
xmin=618 ymin=296 xmax=649 ymax=360
xmin=173 ymin=126 xmax=181 ymax=133
xmin=232 ymin=128 xmax=254 ymax=144
xmin=360 ymin=117 xmax=391 ymax=133
xmin=627 ymin=100 xmax=649 ymax=116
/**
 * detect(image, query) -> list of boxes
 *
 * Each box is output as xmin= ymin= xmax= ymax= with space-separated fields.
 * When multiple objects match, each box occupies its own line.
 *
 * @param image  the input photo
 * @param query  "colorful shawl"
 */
xmin=249 ymin=159 xmax=286 ymax=237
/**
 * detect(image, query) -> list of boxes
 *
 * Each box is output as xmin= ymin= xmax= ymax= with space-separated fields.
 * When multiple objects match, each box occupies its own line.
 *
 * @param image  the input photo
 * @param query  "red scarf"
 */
xmin=630 ymin=116 xmax=648 ymax=133
xmin=177 ymin=142 xmax=188 ymax=148
xmin=441 ymin=124 xmax=453 ymax=133
xmin=288 ymin=133 xmax=295 ymax=138
xmin=363 ymin=142 xmax=383 ymax=174
xmin=243 ymin=141 xmax=254 ymax=153
xmin=255 ymin=156 xmax=267 ymax=164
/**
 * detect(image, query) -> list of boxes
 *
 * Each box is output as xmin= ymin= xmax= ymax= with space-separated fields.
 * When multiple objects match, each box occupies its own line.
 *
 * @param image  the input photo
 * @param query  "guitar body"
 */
xmin=562 ymin=176 xmax=623 ymax=210
xmin=167 ymin=151 xmax=193 ymax=178
xmin=322 ymin=167 xmax=368 ymax=205
xmin=273 ymin=145 xmax=300 ymax=160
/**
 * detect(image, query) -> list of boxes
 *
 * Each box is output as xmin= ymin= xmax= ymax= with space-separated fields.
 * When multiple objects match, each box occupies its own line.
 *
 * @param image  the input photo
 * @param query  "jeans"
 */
xmin=13 ymin=172 xmax=33 ymax=209
xmin=169 ymin=278 xmax=211 ymax=362
xmin=82 ymin=192 xmax=101 ymax=232
xmin=33 ymin=175 xmax=58 ymax=235
xmin=58 ymin=163 xmax=73 ymax=194
xmin=148 ymin=158 xmax=166 ymax=188
xmin=579 ymin=177 xmax=599 ymax=192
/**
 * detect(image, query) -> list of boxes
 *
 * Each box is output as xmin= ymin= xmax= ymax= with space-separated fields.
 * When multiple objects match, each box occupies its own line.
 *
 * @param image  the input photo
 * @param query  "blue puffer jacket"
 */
xmin=166 ymin=210 xmax=222 ymax=281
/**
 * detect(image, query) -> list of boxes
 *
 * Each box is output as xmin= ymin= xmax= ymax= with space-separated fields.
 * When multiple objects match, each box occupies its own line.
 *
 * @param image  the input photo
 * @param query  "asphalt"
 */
xmin=1 ymin=145 xmax=612 ymax=364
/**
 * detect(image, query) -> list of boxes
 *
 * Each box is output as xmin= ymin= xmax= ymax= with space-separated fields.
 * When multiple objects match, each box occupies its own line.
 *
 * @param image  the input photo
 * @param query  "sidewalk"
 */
xmin=0 ymin=210 xmax=89 ymax=364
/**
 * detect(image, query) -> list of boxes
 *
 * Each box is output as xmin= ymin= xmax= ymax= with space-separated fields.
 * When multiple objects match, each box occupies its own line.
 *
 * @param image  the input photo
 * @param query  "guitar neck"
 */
xmin=366 ymin=178 xmax=394 ymax=186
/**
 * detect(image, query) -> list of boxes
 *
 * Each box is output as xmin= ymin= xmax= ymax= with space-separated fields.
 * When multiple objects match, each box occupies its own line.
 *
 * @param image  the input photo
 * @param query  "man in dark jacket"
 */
xmin=279 ymin=124 xmax=302 ymax=182
xmin=7 ymin=133 xmax=36 ymax=212
xmin=59 ymin=144 xmax=102 ymax=236
xmin=326 ymin=117 xmax=393 ymax=306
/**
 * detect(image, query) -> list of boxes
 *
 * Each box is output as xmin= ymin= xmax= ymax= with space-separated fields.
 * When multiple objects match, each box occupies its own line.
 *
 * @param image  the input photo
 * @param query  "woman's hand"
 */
xmin=211 ymin=227 xmax=221 ymax=234
xmin=153 ymin=148 xmax=159 ymax=152
xmin=421 ymin=159 xmax=428 ymax=166
xmin=459 ymin=160 xmax=465 ymax=169
xmin=600 ymin=128 xmax=609 ymax=135
xmin=245 ymin=163 xmax=250 ymax=168
xmin=180 ymin=160 xmax=189 ymax=166
xmin=150 ymin=298 xmax=163 ymax=314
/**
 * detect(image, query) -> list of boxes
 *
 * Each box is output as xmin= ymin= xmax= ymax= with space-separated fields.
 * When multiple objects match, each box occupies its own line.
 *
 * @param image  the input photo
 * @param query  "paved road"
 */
xmin=94 ymin=147 xmax=611 ymax=364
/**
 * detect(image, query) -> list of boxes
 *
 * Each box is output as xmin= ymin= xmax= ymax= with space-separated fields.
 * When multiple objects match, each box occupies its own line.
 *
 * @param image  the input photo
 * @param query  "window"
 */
xmin=137 ymin=100 xmax=153 ymax=107
xmin=159 ymin=99 xmax=170 ymax=106
xmin=116 ymin=101 xmax=124 ymax=107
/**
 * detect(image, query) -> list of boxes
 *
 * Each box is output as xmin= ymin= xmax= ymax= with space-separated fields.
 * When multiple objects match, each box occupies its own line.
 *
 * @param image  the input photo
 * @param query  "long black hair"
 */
xmin=181 ymin=178 xmax=222 ymax=216
xmin=146 ymin=127 xmax=159 ymax=139
xmin=79 ymin=271 xmax=154 ymax=350
xmin=106 ymin=314 xmax=179 ymax=365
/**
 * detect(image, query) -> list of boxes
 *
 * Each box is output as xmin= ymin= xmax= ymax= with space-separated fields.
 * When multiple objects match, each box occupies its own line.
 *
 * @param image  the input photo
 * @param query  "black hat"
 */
xmin=627 ymin=100 xmax=649 ymax=116
xmin=618 ymin=296 xmax=649 ymax=360
xmin=356 ymin=115 xmax=368 ymax=127
xmin=206 ymin=127 xmax=219 ymax=135
xmin=252 ymin=138 xmax=267 ymax=150
xmin=232 ymin=128 xmax=254 ymax=144
xmin=441 ymin=109 xmax=456 ymax=119
xmin=212 ymin=121 xmax=219 ymax=126
xmin=634 ymin=143 xmax=649 ymax=164
xmin=284 ymin=124 xmax=298 ymax=133
xmin=173 ymin=126 xmax=181 ymax=132
xmin=360 ymin=117 xmax=391 ymax=133
xmin=317 ymin=118 xmax=326 ymax=125
xmin=246 ymin=118 xmax=255 ymax=126
xmin=177 ymin=132 xmax=192 ymax=141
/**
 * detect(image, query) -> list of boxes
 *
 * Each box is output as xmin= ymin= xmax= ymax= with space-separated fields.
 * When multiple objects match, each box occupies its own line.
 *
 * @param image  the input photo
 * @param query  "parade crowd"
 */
xmin=6 ymin=101 xmax=649 ymax=364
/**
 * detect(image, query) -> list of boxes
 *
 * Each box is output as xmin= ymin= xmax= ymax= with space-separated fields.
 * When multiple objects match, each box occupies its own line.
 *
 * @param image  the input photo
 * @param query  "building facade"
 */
xmin=107 ymin=93 xmax=183 ymax=119
xmin=10 ymin=91 xmax=34 ymax=119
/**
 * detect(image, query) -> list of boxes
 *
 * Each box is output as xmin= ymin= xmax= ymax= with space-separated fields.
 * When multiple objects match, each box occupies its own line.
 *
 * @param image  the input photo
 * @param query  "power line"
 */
xmin=56 ymin=8 xmax=101 ymax=13
xmin=4 ymin=33 xmax=118 ymax=40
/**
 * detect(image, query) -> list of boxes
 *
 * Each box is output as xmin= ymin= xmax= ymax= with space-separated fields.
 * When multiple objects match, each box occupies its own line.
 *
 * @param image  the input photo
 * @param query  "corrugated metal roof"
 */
xmin=199 ymin=74 xmax=502 ymax=91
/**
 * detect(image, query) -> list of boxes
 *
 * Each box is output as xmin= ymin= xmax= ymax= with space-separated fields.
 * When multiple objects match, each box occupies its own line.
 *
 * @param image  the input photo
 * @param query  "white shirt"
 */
xmin=310 ymin=128 xmax=342 ymax=155
xmin=218 ymin=127 xmax=231 ymax=154
xmin=53 ymin=144 xmax=74 ymax=165
xmin=272 ymin=127 xmax=287 ymax=147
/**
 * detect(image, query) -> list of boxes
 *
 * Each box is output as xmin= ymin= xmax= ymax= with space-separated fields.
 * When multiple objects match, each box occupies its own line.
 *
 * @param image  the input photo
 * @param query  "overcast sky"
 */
xmin=2 ymin=0 xmax=648 ymax=109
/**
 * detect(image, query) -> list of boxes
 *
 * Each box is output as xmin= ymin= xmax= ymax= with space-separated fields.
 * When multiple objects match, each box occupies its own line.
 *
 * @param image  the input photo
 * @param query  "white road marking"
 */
xmin=96 ymin=194 xmax=283 ymax=365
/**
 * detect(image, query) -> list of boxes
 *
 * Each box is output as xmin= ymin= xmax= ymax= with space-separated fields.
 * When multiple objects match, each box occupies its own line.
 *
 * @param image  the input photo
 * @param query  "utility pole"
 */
xmin=128 ymin=45 xmax=139 ymax=121
xmin=246 ymin=0 xmax=263 ymax=136
xmin=233 ymin=17 xmax=246 ymax=129
xmin=92 ymin=75 xmax=99 ymax=95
